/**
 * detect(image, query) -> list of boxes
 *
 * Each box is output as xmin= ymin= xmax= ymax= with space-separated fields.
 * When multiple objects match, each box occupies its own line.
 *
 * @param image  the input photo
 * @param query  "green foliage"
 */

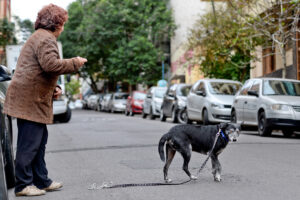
xmin=0 ymin=18 xmax=17 ymax=64
xmin=60 ymin=0 xmax=175 ymax=91
xmin=188 ymin=6 xmax=260 ymax=82
xmin=65 ymin=79 xmax=81 ymax=99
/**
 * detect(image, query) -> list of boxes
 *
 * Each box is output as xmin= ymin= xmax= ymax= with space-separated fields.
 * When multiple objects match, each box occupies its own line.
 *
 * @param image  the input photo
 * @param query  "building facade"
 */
xmin=250 ymin=1 xmax=300 ymax=80
xmin=0 ymin=0 xmax=11 ymax=20
xmin=169 ymin=0 xmax=225 ymax=84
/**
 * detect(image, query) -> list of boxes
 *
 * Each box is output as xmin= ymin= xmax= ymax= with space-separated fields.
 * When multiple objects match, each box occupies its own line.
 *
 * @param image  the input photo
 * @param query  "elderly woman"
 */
xmin=4 ymin=4 xmax=87 ymax=197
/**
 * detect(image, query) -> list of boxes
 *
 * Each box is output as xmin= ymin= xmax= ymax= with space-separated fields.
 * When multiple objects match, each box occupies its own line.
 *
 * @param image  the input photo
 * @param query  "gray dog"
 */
xmin=158 ymin=123 xmax=240 ymax=183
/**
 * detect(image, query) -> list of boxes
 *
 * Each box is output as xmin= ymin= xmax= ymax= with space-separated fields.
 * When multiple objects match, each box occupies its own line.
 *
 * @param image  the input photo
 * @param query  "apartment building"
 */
xmin=250 ymin=1 xmax=300 ymax=80
xmin=0 ymin=0 xmax=11 ymax=20
xmin=169 ymin=0 xmax=226 ymax=84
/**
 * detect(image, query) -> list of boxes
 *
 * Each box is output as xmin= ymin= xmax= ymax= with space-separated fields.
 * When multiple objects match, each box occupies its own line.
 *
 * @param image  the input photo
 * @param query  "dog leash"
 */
xmin=90 ymin=129 xmax=221 ymax=189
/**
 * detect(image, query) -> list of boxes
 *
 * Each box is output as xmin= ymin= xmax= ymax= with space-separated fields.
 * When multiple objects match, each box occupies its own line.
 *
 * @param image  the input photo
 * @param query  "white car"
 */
xmin=231 ymin=78 xmax=300 ymax=137
xmin=186 ymin=79 xmax=242 ymax=124
xmin=53 ymin=95 xmax=71 ymax=123
xmin=142 ymin=87 xmax=167 ymax=119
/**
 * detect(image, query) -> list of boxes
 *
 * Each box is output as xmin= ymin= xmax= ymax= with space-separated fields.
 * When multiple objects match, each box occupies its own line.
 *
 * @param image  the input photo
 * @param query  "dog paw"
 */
xmin=190 ymin=175 xmax=198 ymax=180
xmin=214 ymin=175 xmax=222 ymax=182
xmin=165 ymin=178 xmax=172 ymax=183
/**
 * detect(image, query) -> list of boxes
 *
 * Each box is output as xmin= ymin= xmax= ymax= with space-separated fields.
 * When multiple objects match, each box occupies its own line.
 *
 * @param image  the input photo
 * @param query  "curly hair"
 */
xmin=35 ymin=4 xmax=68 ymax=32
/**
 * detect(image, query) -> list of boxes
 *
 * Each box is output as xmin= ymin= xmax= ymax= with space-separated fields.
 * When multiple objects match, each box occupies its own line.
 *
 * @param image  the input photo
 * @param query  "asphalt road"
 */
xmin=8 ymin=109 xmax=300 ymax=200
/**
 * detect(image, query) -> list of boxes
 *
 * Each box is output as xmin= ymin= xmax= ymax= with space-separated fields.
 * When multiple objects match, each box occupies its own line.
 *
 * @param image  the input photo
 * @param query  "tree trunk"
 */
xmin=89 ymin=76 xmax=99 ymax=93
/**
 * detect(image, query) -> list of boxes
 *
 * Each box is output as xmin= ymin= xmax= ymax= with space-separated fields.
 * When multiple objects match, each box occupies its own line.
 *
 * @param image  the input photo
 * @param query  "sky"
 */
xmin=12 ymin=0 xmax=76 ymax=22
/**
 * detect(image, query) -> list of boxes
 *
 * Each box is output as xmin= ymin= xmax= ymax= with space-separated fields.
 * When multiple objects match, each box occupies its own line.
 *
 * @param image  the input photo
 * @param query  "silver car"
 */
xmin=187 ymin=79 xmax=242 ymax=124
xmin=231 ymin=78 xmax=300 ymax=137
xmin=108 ymin=92 xmax=129 ymax=113
xmin=142 ymin=86 xmax=167 ymax=119
xmin=100 ymin=93 xmax=112 ymax=112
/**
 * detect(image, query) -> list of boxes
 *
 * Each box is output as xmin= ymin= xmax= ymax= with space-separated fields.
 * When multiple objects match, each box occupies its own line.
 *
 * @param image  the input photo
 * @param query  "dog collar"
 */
xmin=220 ymin=130 xmax=228 ymax=142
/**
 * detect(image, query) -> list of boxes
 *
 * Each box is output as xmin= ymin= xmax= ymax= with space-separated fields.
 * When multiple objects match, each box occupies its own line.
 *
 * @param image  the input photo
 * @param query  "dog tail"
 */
xmin=158 ymin=133 xmax=170 ymax=162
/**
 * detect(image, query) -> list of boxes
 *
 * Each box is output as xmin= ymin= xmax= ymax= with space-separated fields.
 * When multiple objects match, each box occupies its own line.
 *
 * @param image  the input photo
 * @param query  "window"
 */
xmin=208 ymin=82 xmax=242 ymax=95
xmin=249 ymin=80 xmax=260 ymax=93
xmin=263 ymin=80 xmax=300 ymax=96
xmin=196 ymin=82 xmax=205 ymax=93
xmin=240 ymin=80 xmax=253 ymax=95
xmin=263 ymin=48 xmax=276 ymax=75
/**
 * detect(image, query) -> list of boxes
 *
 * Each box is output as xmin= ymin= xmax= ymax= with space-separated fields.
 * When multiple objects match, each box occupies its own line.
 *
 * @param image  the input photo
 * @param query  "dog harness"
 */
xmin=220 ymin=130 xmax=228 ymax=142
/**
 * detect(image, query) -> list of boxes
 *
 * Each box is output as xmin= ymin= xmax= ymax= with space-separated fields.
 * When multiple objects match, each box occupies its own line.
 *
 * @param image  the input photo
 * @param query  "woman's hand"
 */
xmin=77 ymin=56 xmax=88 ymax=67
xmin=53 ymin=86 xmax=62 ymax=100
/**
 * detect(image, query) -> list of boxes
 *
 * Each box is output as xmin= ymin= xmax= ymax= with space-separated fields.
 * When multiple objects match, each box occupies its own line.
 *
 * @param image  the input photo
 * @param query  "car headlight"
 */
xmin=211 ymin=103 xmax=223 ymax=109
xmin=271 ymin=104 xmax=290 ymax=111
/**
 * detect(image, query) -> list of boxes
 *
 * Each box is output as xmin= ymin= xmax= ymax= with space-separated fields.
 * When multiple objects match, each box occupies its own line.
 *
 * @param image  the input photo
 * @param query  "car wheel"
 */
xmin=182 ymin=108 xmax=193 ymax=124
xmin=177 ymin=109 xmax=187 ymax=124
xmin=160 ymin=109 xmax=166 ymax=122
xmin=282 ymin=130 xmax=294 ymax=137
xmin=258 ymin=111 xmax=272 ymax=136
xmin=142 ymin=109 xmax=147 ymax=119
xmin=231 ymin=110 xmax=237 ymax=123
xmin=202 ymin=109 xmax=209 ymax=125
xmin=4 ymin=116 xmax=15 ymax=188
xmin=58 ymin=106 xmax=72 ymax=123
xmin=150 ymin=107 xmax=156 ymax=120
xmin=171 ymin=108 xmax=178 ymax=123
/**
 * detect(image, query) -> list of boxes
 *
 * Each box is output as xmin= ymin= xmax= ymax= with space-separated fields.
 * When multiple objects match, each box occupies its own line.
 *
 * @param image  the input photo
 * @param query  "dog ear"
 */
xmin=219 ymin=123 xmax=228 ymax=129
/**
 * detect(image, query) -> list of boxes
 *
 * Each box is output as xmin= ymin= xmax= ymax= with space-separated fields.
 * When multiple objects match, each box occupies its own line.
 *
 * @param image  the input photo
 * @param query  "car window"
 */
xmin=196 ymin=82 xmax=205 ymax=93
xmin=133 ymin=92 xmax=146 ymax=100
xmin=154 ymin=88 xmax=167 ymax=98
xmin=191 ymin=81 xmax=201 ymax=93
xmin=208 ymin=82 xmax=241 ymax=95
xmin=250 ymin=80 xmax=260 ymax=93
xmin=240 ymin=80 xmax=253 ymax=95
xmin=263 ymin=80 xmax=300 ymax=96
xmin=114 ymin=93 xmax=129 ymax=99
xmin=178 ymin=85 xmax=191 ymax=96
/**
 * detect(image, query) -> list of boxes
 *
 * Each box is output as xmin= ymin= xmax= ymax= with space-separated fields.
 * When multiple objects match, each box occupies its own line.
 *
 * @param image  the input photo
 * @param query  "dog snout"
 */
xmin=233 ymin=138 xmax=237 ymax=142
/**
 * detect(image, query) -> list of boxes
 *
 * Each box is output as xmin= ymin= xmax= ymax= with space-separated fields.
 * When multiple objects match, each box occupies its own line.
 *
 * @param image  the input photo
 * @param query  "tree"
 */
xmin=188 ymin=4 xmax=260 ymax=82
xmin=228 ymin=0 xmax=300 ymax=78
xmin=14 ymin=16 xmax=34 ymax=43
xmin=66 ymin=79 xmax=81 ymax=100
xmin=0 ymin=18 xmax=17 ymax=65
xmin=60 ymin=0 xmax=175 ymax=92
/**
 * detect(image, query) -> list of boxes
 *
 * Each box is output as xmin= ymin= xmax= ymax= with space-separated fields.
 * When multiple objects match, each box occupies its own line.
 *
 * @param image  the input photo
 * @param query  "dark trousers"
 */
xmin=15 ymin=118 xmax=52 ymax=193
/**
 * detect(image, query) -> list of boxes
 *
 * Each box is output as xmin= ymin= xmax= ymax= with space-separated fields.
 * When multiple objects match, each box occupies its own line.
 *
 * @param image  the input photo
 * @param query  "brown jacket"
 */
xmin=4 ymin=29 xmax=81 ymax=124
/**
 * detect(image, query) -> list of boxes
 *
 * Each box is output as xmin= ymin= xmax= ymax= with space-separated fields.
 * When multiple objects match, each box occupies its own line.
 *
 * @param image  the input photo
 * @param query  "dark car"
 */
xmin=160 ymin=84 xmax=191 ymax=123
xmin=125 ymin=91 xmax=146 ymax=116
xmin=1 ymin=143 xmax=8 ymax=200
xmin=0 ymin=65 xmax=15 ymax=191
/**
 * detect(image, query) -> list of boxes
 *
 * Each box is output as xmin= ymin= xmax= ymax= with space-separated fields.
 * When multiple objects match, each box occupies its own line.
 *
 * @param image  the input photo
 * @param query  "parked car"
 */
xmin=107 ymin=92 xmax=129 ymax=113
xmin=87 ymin=94 xmax=104 ymax=111
xmin=125 ymin=91 xmax=146 ymax=116
xmin=231 ymin=78 xmax=300 ymax=137
xmin=186 ymin=79 xmax=242 ymax=124
xmin=0 ymin=144 xmax=8 ymax=200
xmin=0 ymin=65 xmax=15 ymax=190
xmin=53 ymin=95 xmax=72 ymax=123
xmin=142 ymin=86 xmax=167 ymax=119
xmin=100 ymin=93 xmax=113 ymax=112
xmin=160 ymin=84 xmax=192 ymax=123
